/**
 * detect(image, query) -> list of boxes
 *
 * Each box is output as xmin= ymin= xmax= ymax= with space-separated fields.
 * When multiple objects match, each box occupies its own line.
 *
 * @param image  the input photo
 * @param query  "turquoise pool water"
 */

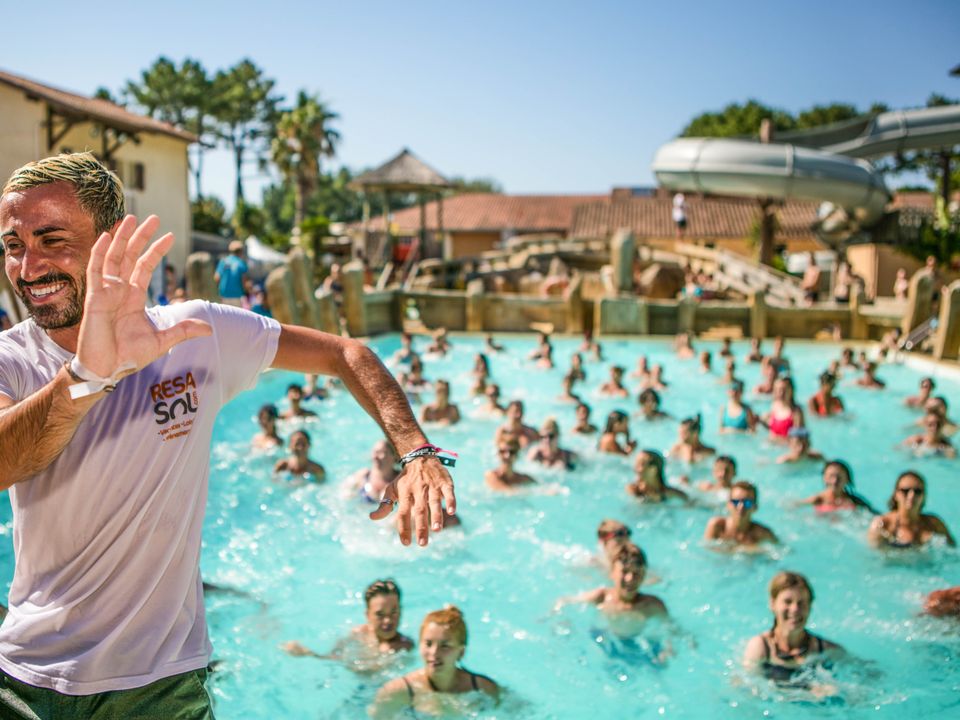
xmin=2 ymin=335 xmax=958 ymax=718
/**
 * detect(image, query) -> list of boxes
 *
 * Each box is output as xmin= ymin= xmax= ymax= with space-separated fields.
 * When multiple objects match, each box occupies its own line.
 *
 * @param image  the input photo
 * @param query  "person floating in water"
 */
xmin=703 ymin=481 xmax=777 ymax=549
xmin=273 ymin=430 xmax=326 ymax=483
xmin=795 ymin=460 xmax=875 ymax=514
xmin=485 ymin=439 xmax=536 ymax=492
xmin=252 ymin=403 xmax=282 ymax=450
xmin=626 ymin=450 xmax=689 ymax=504
xmin=743 ymin=572 xmax=844 ymax=692
xmin=420 ymin=379 xmax=461 ymax=426
xmin=281 ymin=382 xmax=317 ymax=419
xmin=371 ymin=606 xmax=499 ymax=718
xmin=282 ymin=579 xmax=413 ymax=674
xmin=868 ymin=471 xmax=956 ymax=549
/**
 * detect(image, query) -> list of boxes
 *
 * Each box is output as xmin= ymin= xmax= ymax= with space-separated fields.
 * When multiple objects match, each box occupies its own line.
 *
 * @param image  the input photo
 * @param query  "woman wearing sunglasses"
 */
xmin=704 ymin=481 xmax=778 ymax=548
xmin=868 ymin=472 xmax=956 ymax=548
xmin=527 ymin=417 xmax=577 ymax=470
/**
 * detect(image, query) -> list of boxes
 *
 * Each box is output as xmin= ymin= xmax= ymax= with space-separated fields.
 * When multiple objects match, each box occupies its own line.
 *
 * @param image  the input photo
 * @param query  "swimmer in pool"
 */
xmin=924 ymin=586 xmax=960 ymax=617
xmin=675 ymin=331 xmax=695 ymax=360
xmin=637 ymin=388 xmax=669 ymax=421
xmin=572 ymin=402 xmax=599 ymax=435
xmin=776 ymin=427 xmax=824 ymax=464
xmin=252 ymin=403 xmax=282 ymax=449
xmin=485 ymin=439 xmax=536 ymax=492
xmin=528 ymin=332 xmax=553 ymax=368
xmin=282 ymin=578 xmax=413 ymax=673
xmin=371 ymin=606 xmax=499 ymax=718
xmin=719 ymin=380 xmax=758 ymax=433
xmin=905 ymin=377 xmax=935 ymax=408
xmin=280 ymin=383 xmax=317 ymax=419
xmin=856 ymin=361 xmax=885 ymax=389
xmin=743 ymin=572 xmax=843 ymax=691
xmin=580 ymin=330 xmax=603 ymax=361
xmin=626 ymin=450 xmax=689 ymax=504
xmin=568 ymin=352 xmax=587 ymax=382
xmin=558 ymin=544 xmax=668 ymax=625
xmin=557 ymin=373 xmax=581 ymax=404
xmin=719 ymin=357 xmax=736 ymax=385
xmin=273 ymin=429 xmax=326 ymax=483
xmin=808 ymin=371 xmax=844 ymax=417
xmin=424 ymin=327 xmax=450 ymax=356
xmin=920 ymin=396 xmax=957 ymax=436
xmin=641 ymin=364 xmax=668 ymax=391
xmin=420 ymin=379 xmax=461 ymax=426
xmin=483 ymin=333 xmax=505 ymax=354
xmin=796 ymin=460 xmax=875 ymax=514
xmin=494 ymin=400 xmax=539 ymax=448
xmin=839 ymin=347 xmax=857 ymax=370
xmin=596 ymin=519 xmax=633 ymax=570
xmin=695 ymin=455 xmax=738 ymax=493
xmin=629 ymin=355 xmax=650 ymax=380
xmin=598 ymin=410 xmax=636 ymax=455
xmin=745 ymin=337 xmax=763 ymax=363
xmin=762 ymin=376 xmax=803 ymax=441
xmin=406 ymin=355 xmax=431 ymax=394
xmin=392 ymin=331 xmax=418 ymax=365
xmin=599 ymin=365 xmax=629 ymax=397
xmin=471 ymin=353 xmax=490 ymax=385
xmin=867 ymin=471 xmax=956 ymax=548
xmin=698 ymin=350 xmax=712 ymax=374
xmin=719 ymin=337 xmax=733 ymax=358
xmin=303 ymin=373 xmax=329 ymax=400
xmin=703 ymin=481 xmax=777 ymax=548
xmin=769 ymin=336 xmax=790 ymax=374
xmin=753 ymin=357 xmax=779 ymax=397
xmin=902 ymin=413 xmax=956 ymax=457
xmin=480 ymin=383 xmax=506 ymax=416
xmin=669 ymin=415 xmax=715 ymax=463
xmin=345 ymin=440 xmax=399 ymax=505
xmin=527 ymin=417 xmax=577 ymax=470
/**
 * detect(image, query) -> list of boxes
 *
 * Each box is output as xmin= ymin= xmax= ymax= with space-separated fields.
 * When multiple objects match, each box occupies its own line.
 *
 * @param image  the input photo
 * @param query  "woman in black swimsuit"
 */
xmin=867 ymin=471 xmax=956 ymax=549
xmin=372 ymin=606 xmax=499 ymax=717
xmin=743 ymin=572 xmax=843 ymax=688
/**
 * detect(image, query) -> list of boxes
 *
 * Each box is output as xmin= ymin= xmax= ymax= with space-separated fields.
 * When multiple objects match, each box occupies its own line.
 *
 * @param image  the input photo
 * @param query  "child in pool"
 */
xmin=273 ymin=430 xmax=326 ymax=482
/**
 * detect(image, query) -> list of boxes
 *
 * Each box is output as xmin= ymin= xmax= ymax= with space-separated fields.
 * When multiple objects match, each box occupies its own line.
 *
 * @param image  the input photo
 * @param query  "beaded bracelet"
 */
xmin=399 ymin=443 xmax=458 ymax=468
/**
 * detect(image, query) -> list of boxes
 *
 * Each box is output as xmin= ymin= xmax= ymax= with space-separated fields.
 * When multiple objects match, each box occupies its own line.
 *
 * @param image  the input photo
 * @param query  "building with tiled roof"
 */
xmin=0 ymin=68 xmax=196 ymax=275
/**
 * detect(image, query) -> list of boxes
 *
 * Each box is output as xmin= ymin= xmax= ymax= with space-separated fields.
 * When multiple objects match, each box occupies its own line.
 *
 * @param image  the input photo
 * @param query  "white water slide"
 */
xmin=652 ymin=105 xmax=960 ymax=229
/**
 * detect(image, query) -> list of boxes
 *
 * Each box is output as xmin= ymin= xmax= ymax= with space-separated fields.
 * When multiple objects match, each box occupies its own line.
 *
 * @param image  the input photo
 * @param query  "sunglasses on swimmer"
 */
xmin=729 ymin=498 xmax=755 ymax=509
xmin=897 ymin=486 xmax=924 ymax=495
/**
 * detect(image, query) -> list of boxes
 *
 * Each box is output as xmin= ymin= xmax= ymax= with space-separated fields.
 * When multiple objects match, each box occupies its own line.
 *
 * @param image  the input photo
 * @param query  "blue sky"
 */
xmin=3 ymin=0 xmax=958 ymax=207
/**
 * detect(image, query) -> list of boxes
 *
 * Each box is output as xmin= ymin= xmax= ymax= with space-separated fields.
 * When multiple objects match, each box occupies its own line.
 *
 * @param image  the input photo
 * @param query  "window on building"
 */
xmin=131 ymin=162 xmax=145 ymax=191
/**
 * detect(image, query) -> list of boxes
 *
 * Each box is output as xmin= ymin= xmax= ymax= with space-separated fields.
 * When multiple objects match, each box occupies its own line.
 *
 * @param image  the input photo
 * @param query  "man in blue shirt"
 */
xmin=214 ymin=240 xmax=249 ymax=306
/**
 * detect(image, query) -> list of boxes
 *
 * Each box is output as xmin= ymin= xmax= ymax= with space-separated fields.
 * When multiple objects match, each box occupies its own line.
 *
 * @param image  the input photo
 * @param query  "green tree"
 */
xmin=795 ymin=103 xmax=860 ymax=129
xmin=191 ymin=196 xmax=229 ymax=235
xmin=681 ymin=99 xmax=795 ymax=138
xmin=213 ymin=59 xmax=282 ymax=205
xmin=124 ymin=57 xmax=216 ymax=198
xmin=270 ymin=91 xmax=340 ymax=230
xmin=449 ymin=176 xmax=503 ymax=193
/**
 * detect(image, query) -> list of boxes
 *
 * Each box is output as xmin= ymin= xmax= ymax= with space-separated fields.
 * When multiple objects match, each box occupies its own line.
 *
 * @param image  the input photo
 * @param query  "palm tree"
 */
xmin=271 ymin=92 xmax=341 ymax=230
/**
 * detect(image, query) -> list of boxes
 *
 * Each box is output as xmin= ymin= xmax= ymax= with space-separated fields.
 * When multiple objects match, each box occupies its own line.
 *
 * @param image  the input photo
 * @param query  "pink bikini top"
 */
xmin=768 ymin=411 xmax=794 ymax=438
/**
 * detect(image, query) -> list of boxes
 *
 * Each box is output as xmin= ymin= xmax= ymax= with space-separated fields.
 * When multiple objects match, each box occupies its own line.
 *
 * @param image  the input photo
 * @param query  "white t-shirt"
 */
xmin=0 ymin=300 xmax=280 ymax=694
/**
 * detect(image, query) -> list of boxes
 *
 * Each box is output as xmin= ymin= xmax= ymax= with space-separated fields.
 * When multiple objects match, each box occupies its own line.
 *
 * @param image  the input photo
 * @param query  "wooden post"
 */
xmin=933 ymin=280 xmax=960 ymax=360
xmin=341 ymin=260 xmax=367 ymax=337
xmin=610 ymin=229 xmax=636 ymax=294
xmin=565 ymin=273 xmax=584 ymax=334
xmin=466 ymin=279 xmax=485 ymax=332
xmin=677 ymin=297 xmax=697 ymax=334
xmin=749 ymin=290 xmax=767 ymax=339
xmin=849 ymin=285 xmax=868 ymax=340
xmin=287 ymin=247 xmax=322 ymax=330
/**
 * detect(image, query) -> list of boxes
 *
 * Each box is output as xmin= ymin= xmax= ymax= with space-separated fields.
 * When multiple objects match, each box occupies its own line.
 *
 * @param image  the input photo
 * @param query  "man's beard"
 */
xmin=16 ymin=272 xmax=85 ymax=330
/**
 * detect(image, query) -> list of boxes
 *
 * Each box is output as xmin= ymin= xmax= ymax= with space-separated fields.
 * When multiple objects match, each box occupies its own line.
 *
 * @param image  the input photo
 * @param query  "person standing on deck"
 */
xmin=0 ymin=152 xmax=456 ymax=718
xmin=213 ymin=239 xmax=249 ymax=307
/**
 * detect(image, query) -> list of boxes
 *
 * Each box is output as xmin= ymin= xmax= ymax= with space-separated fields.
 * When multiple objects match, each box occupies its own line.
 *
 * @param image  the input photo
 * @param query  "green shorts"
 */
xmin=0 ymin=667 xmax=214 ymax=720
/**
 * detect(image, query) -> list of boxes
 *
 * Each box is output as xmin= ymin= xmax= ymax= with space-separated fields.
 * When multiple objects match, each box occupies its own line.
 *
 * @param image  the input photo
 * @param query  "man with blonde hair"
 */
xmin=0 ymin=152 xmax=457 ymax=717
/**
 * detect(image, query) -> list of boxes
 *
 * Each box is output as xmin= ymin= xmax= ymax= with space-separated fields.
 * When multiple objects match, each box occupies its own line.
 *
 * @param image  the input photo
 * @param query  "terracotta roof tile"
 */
xmin=362 ymin=193 xmax=607 ymax=233
xmin=0 ymin=68 xmax=197 ymax=143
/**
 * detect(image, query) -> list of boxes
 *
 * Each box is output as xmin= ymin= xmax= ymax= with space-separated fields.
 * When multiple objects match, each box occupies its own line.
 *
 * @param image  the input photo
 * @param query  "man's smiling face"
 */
xmin=1 ymin=182 xmax=96 ymax=331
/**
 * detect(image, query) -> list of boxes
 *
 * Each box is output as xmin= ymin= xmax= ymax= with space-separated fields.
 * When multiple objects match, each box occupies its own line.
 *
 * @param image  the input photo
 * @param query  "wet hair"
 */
xmin=728 ymin=380 xmax=744 ymax=394
xmin=637 ymin=449 xmax=665 ymax=483
xmin=258 ymin=404 xmax=278 ymax=421
xmin=716 ymin=455 xmax=737 ymax=473
xmin=290 ymin=429 xmax=311 ymax=444
xmin=421 ymin=605 xmax=467 ymax=646
xmin=639 ymin=388 xmax=660 ymax=406
xmin=613 ymin=542 xmax=647 ymax=569
xmin=541 ymin=416 xmax=560 ymax=436
xmin=819 ymin=371 xmax=836 ymax=386
xmin=920 ymin=377 xmax=935 ymax=389
xmin=287 ymin=383 xmax=303 ymax=395
xmin=680 ymin=414 xmax=702 ymax=434
xmin=498 ymin=437 xmax=521 ymax=456
xmin=611 ymin=365 xmax=624 ymax=376
xmin=576 ymin=401 xmax=591 ymax=415
xmin=823 ymin=460 xmax=875 ymax=513
xmin=475 ymin=353 xmax=490 ymax=375
xmin=485 ymin=383 xmax=501 ymax=398
xmin=3 ymin=152 xmax=125 ymax=235
xmin=507 ymin=400 xmax=524 ymax=413
xmin=888 ymin=470 xmax=926 ymax=512
xmin=603 ymin=410 xmax=628 ymax=434
xmin=769 ymin=571 xmax=814 ymax=604
xmin=364 ymin=578 xmax=401 ymax=606
xmin=436 ymin=379 xmax=450 ymax=392
xmin=730 ymin=480 xmax=757 ymax=501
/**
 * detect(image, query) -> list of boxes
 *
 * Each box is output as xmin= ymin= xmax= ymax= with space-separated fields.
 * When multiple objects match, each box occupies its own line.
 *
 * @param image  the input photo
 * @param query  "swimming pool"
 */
xmin=2 ymin=335 xmax=958 ymax=718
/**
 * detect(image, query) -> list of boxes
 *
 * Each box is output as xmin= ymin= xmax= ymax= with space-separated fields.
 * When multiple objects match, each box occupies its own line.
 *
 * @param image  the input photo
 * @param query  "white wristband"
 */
xmin=66 ymin=357 xmax=136 ymax=399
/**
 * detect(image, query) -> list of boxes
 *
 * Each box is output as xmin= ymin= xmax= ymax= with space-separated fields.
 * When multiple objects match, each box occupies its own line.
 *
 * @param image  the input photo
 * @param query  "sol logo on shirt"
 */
xmin=150 ymin=372 xmax=200 ymax=436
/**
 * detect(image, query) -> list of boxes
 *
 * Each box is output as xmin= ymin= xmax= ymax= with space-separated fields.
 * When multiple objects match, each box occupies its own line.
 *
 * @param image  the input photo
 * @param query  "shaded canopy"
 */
xmin=350 ymin=148 xmax=450 ymax=193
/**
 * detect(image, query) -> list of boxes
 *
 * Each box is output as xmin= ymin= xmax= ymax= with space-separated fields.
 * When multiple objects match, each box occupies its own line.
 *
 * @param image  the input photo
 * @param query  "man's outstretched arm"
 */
xmin=271 ymin=325 xmax=456 ymax=547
